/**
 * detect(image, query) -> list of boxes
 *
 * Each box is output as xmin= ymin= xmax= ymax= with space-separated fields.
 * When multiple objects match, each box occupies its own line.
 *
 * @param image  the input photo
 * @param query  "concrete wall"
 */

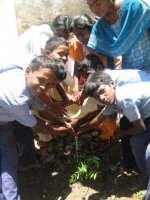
xmin=15 ymin=0 xmax=93 ymax=35
xmin=0 ymin=0 xmax=18 ymax=64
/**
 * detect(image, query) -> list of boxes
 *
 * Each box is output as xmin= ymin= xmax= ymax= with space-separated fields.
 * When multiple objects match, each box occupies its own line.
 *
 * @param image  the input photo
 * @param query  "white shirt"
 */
xmin=0 ymin=65 xmax=37 ymax=126
xmin=12 ymin=24 xmax=53 ymax=69
xmin=102 ymin=82 xmax=150 ymax=121
xmin=105 ymin=68 xmax=150 ymax=86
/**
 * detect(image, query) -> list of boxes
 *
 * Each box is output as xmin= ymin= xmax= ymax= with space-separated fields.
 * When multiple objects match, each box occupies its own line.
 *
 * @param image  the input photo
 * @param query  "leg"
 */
xmin=130 ymin=118 xmax=150 ymax=183
xmin=0 ymin=123 xmax=20 ymax=200
xmin=13 ymin=121 xmax=37 ymax=167
xmin=121 ymin=136 xmax=136 ymax=170
xmin=145 ymin=143 xmax=150 ymax=200
xmin=0 ymin=153 xmax=5 ymax=200
xmin=120 ymin=116 xmax=136 ymax=170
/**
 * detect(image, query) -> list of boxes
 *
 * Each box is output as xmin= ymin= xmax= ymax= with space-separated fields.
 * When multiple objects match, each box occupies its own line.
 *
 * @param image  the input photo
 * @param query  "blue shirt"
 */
xmin=101 ymin=82 xmax=150 ymax=121
xmin=0 ymin=65 xmax=37 ymax=127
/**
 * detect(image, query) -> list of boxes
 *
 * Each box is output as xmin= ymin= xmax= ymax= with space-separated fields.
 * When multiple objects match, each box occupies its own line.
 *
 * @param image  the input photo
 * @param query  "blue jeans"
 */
xmin=0 ymin=123 xmax=20 ymax=200
xmin=145 ymin=143 xmax=150 ymax=200
xmin=130 ymin=117 xmax=150 ymax=183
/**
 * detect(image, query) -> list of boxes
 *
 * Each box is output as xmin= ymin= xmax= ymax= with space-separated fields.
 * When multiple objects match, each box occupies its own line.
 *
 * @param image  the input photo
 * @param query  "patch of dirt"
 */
xmin=18 ymin=134 xmax=146 ymax=200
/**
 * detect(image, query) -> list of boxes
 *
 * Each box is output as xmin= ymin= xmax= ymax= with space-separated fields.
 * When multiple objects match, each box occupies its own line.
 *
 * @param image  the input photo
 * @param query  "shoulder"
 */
xmin=19 ymin=24 xmax=53 ymax=40
xmin=0 ymin=67 xmax=31 ymax=106
xmin=37 ymin=24 xmax=53 ymax=36
xmin=115 ymin=85 xmax=135 ymax=104
xmin=115 ymin=83 xmax=148 ymax=106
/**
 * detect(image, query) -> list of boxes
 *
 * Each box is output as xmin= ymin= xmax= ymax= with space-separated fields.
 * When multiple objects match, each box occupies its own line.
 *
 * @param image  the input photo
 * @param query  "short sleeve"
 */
xmin=120 ymin=99 xmax=141 ymax=122
xmin=8 ymin=104 xmax=37 ymax=127
xmin=101 ymin=105 xmax=117 ymax=116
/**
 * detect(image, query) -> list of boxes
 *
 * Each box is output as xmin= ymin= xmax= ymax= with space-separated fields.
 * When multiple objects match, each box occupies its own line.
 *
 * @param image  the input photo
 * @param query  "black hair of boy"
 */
xmin=44 ymin=36 xmax=68 ymax=52
xmin=29 ymin=55 xmax=67 ymax=81
xmin=78 ymin=54 xmax=105 ymax=71
xmin=85 ymin=71 xmax=113 ymax=96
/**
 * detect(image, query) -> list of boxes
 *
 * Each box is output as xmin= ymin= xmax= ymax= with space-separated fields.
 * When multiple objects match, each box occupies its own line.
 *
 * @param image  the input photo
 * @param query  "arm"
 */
xmin=72 ymin=63 xmax=81 ymax=97
xmin=71 ymin=106 xmax=103 ymax=130
xmin=77 ymin=112 xmax=108 ymax=135
xmin=79 ymin=87 xmax=88 ymax=106
xmin=114 ymin=56 xmax=122 ymax=69
xmin=117 ymin=100 xmax=146 ymax=136
xmin=38 ymin=109 xmax=65 ymax=126
xmin=39 ymin=92 xmax=59 ymax=114
xmin=72 ymin=75 xmax=79 ymax=96
xmin=116 ymin=118 xmax=146 ymax=138
xmin=56 ymin=83 xmax=69 ymax=103
xmin=32 ymin=117 xmax=69 ymax=136
xmin=39 ymin=90 xmax=67 ymax=115
xmin=56 ymin=83 xmax=76 ymax=106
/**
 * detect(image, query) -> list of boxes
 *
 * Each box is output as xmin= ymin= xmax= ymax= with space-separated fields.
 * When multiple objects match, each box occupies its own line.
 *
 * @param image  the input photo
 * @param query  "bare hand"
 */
xmin=62 ymin=94 xmax=77 ymax=106
xmin=76 ymin=127 xmax=88 ymax=136
xmin=64 ymin=121 xmax=77 ymax=136
xmin=69 ymin=118 xmax=78 ymax=127
xmin=53 ymin=101 xmax=67 ymax=116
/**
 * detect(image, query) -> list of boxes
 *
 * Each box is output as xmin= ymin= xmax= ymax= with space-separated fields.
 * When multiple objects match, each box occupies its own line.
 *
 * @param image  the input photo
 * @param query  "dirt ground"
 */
xmin=17 ymin=134 xmax=147 ymax=200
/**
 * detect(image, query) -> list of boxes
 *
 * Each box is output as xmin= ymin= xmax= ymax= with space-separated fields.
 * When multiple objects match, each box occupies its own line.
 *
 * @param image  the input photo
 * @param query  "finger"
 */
xmin=76 ymin=131 xmax=82 ymax=136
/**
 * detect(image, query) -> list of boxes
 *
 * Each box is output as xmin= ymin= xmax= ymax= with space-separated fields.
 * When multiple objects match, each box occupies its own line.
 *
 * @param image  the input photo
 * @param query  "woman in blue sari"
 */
xmin=86 ymin=0 xmax=150 ymax=199
xmin=87 ymin=0 xmax=150 ymax=70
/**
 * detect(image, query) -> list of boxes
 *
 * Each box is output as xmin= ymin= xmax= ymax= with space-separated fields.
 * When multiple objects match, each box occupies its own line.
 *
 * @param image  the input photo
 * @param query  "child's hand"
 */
xmin=94 ymin=15 xmax=100 ymax=23
xmin=71 ymin=91 xmax=82 ymax=105
xmin=50 ymin=124 xmax=70 ymax=135
xmin=53 ymin=102 xmax=67 ymax=115
xmin=69 ymin=118 xmax=78 ymax=127
xmin=64 ymin=121 xmax=77 ymax=136
xmin=114 ymin=56 xmax=122 ymax=69
xmin=62 ymin=94 xmax=76 ymax=106
xmin=72 ymin=88 xmax=80 ymax=99
xmin=77 ymin=126 xmax=88 ymax=136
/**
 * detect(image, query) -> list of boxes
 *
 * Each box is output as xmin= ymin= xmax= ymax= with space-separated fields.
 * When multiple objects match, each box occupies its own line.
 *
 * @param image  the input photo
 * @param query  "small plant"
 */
xmin=69 ymin=155 xmax=101 ymax=183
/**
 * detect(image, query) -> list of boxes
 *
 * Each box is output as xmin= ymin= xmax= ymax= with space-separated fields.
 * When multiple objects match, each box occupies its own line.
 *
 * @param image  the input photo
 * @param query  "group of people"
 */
xmin=1 ymin=0 xmax=150 ymax=199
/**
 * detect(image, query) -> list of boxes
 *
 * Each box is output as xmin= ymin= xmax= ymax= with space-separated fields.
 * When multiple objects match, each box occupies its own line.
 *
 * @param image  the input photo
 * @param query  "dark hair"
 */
xmin=85 ymin=72 xmax=112 ymax=96
xmin=29 ymin=55 xmax=67 ymax=81
xmin=78 ymin=54 xmax=105 ymax=72
xmin=44 ymin=36 xmax=68 ymax=51
xmin=51 ymin=15 xmax=73 ymax=33
xmin=73 ymin=14 xmax=93 ymax=30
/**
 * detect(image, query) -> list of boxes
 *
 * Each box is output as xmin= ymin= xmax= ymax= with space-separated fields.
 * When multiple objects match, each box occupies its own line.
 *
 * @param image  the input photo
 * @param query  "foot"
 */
xmin=122 ymin=169 xmax=133 ymax=177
